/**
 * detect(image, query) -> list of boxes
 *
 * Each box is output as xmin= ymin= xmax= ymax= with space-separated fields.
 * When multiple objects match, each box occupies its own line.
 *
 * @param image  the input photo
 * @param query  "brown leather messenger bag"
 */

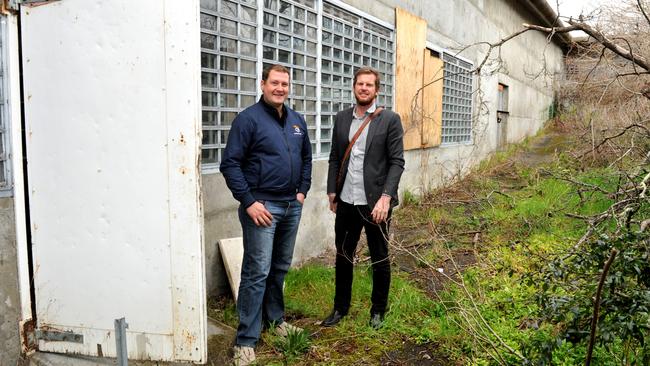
xmin=335 ymin=106 xmax=384 ymax=192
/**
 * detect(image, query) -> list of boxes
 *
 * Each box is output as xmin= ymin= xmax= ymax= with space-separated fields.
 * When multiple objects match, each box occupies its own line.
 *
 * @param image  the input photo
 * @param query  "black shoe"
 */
xmin=369 ymin=312 xmax=385 ymax=329
xmin=321 ymin=309 xmax=346 ymax=327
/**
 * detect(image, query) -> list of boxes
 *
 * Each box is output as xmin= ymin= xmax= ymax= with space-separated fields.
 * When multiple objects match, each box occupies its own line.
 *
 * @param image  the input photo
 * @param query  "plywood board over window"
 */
xmin=422 ymin=49 xmax=444 ymax=147
xmin=394 ymin=8 xmax=443 ymax=150
xmin=394 ymin=8 xmax=426 ymax=150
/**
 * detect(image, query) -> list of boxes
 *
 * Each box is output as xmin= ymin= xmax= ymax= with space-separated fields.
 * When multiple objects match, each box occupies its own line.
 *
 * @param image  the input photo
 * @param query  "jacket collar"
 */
xmin=259 ymin=96 xmax=288 ymax=126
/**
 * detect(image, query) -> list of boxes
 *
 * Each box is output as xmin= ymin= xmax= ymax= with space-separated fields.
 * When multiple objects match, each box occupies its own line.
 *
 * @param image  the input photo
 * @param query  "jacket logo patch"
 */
xmin=292 ymin=124 xmax=303 ymax=136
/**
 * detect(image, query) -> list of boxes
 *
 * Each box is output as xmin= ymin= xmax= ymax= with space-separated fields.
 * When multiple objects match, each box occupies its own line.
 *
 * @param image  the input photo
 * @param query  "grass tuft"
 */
xmin=273 ymin=328 xmax=311 ymax=359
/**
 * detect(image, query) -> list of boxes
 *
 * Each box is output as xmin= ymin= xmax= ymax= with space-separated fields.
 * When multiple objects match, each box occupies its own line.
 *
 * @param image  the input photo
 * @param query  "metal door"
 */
xmin=497 ymin=111 xmax=509 ymax=150
xmin=21 ymin=0 xmax=206 ymax=362
xmin=496 ymin=83 xmax=509 ymax=150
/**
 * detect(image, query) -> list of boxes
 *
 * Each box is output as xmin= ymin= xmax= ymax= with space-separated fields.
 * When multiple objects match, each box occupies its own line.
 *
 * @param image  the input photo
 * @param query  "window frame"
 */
xmin=437 ymin=51 xmax=475 ymax=146
xmin=318 ymin=0 xmax=395 ymax=157
xmin=0 ymin=16 xmax=12 ymax=197
xmin=199 ymin=0 xmax=396 ymax=173
xmin=200 ymin=0 xmax=261 ymax=174
xmin=423 ymin=41 xmax=476 ymax=147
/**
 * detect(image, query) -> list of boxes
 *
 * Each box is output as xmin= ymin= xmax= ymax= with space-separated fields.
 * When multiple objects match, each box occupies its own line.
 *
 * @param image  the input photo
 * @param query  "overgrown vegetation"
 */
xmin=205 ymin=115 xmax=647 ymax=364
xmin=391 ymin=129 xmax=604 ymax=364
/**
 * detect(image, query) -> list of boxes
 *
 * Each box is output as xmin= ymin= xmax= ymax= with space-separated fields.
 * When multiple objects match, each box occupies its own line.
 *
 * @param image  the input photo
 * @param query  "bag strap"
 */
xmin=336 ymin=106 xmax=384 ymax=192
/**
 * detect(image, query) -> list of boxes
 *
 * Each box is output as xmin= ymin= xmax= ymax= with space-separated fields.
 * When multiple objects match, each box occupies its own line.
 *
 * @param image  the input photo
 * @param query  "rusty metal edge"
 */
xmin=2 ymin=0 xmax=61 ymax=14
xmin=1 ymin=0 xmax=17 ymax=15
xmin=21 ymin=318 xmax=38 ymax=353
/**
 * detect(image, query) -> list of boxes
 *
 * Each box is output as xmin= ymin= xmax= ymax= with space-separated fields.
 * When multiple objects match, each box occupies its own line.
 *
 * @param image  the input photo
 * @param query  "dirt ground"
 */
xmin=380 ymin=341 xmax=456 ymax=366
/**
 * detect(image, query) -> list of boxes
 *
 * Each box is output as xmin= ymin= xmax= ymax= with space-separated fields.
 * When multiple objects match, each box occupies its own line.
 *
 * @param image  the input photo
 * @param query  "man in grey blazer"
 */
xmin=322 ymin=66 xmax=405 ymax=329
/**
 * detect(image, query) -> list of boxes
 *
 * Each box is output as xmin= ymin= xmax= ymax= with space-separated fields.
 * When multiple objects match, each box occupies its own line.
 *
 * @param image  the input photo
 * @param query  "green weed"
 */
xmin=282 ymin=263 xmax=446 ymax=364
xmin=273 ymin=327 xmax=311 ymax=360
xmin=401 ymin=189 xmax=420 ymax=206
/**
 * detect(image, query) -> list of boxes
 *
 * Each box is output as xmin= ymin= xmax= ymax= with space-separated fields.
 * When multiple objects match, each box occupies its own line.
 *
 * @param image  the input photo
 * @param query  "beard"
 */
xmin=355 ymin=95 xmax=376 ymax=106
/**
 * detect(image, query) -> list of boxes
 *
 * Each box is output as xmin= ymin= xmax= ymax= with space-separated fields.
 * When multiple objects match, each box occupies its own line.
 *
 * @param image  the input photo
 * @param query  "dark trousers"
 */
xmin=334 ymin=201 xmax=391 ymax=315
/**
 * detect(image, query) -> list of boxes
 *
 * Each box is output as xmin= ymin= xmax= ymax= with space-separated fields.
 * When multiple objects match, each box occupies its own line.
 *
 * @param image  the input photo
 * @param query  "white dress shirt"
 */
xmin=340 ymin=103 xmax=376 ymax=205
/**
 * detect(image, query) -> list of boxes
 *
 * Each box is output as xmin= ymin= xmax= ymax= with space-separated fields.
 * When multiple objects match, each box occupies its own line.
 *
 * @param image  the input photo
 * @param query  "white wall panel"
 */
xmin=21 ymin=0 xmax=205 ymax=361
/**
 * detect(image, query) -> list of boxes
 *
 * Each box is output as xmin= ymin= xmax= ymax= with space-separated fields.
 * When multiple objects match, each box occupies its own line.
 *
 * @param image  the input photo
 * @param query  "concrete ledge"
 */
xmin=27 ymin=352 xmax=196 ymax=366
xmin=26 ymin=318 xmax=228 ymax=366
xmin=29 ymin=352 xmax=119 ymax=366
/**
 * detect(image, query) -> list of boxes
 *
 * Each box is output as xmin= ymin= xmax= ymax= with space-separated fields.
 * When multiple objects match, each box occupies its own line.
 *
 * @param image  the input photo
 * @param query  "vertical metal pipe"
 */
xmin=114 ymin=317 xmax=128 ymax=366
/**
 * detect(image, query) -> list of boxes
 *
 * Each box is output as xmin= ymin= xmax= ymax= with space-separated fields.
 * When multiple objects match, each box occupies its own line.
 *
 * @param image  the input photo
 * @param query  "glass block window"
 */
xmin=0 ymin=17 xmax=10 ymax=193
xmin=441 ymin=53 xmax=473 ymax=144
xmin=262 ymin=0 xmax=319 ymax=154
xmin=200 ymin=0 xmax=258 ymax=168
xmin=199 ymin=0 xmax=395 ymax=169
xmin=320 ymin=2 xmax=394 ymax=156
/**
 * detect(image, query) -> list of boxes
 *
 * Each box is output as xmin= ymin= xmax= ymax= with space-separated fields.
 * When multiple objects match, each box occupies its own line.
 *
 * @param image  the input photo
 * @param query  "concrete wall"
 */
xmin=202 ymin=0 xmax=566 ymax=297
xmin=0 ymin=197 xmax=21 ymax=366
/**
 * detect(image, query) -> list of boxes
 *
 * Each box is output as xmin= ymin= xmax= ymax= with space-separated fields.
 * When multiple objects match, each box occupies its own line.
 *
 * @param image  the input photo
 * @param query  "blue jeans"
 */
xmin=236 ymin=199 xmax=303 ymax=346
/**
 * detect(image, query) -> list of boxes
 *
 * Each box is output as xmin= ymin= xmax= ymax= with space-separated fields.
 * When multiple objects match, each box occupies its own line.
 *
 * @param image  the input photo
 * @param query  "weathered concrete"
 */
xmin=218 ymin=237 xmax=244 ymax=301
xmin=28 ymin=351 xmax=192 ymax=366
xmin=0 ymin=196 xmax=21 ymax=366
xmin=202 ymin=0 xmax=565 ymax=297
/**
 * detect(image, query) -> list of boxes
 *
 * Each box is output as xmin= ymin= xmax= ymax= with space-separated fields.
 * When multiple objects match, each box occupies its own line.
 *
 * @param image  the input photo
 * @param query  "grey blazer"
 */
xmin=327 ymin=106 xmax=405 ymax=209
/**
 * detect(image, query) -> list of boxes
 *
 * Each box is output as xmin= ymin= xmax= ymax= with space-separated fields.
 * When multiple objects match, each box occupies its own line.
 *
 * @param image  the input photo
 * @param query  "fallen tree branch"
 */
xmin=524 ymin=22 xmax=650 ymax=71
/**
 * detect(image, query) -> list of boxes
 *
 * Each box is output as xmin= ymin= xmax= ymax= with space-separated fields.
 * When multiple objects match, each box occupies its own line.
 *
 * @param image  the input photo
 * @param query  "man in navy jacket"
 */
xmin=221 ymin=64 xmax=312 ymax=366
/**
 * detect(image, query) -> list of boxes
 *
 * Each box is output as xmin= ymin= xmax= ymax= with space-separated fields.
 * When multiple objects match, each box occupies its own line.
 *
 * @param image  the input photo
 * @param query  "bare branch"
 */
xmin=615 ymin=71 xmax=650 ymax=77
xmin=523 ymin=22 xmax=650 ymax=71
xmin=638 ymin=0 xmax=650 ymax=26
xmin=585 ymin=249 xmax=618 ymax=366
xmin=612 ymin=37 xmax=639 ymax=74
xmin=578 ymin=123 xmax=650 ymax=158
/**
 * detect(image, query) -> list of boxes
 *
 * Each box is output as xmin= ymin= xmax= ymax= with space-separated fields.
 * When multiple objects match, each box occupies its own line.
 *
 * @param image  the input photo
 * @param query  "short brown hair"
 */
xmin=353 ymin=66 xmax=381 ymax=90
xmin=262 ymin=64 xmax=290 ymax=81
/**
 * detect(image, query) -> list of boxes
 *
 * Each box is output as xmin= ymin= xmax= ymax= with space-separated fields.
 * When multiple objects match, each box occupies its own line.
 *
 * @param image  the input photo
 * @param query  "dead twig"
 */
xmin=578 ymin=123 xmax=650 ymax=158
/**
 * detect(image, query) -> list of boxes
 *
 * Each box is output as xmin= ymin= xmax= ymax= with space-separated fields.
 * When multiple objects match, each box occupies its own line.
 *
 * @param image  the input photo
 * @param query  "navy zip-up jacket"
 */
xmin=221 ymin=97 xmax=312 ymax=208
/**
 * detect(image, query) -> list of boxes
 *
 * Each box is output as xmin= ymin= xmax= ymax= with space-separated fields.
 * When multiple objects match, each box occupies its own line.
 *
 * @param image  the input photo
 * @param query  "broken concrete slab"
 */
xmin=218 ymin=237 xmax=243 ymax=301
